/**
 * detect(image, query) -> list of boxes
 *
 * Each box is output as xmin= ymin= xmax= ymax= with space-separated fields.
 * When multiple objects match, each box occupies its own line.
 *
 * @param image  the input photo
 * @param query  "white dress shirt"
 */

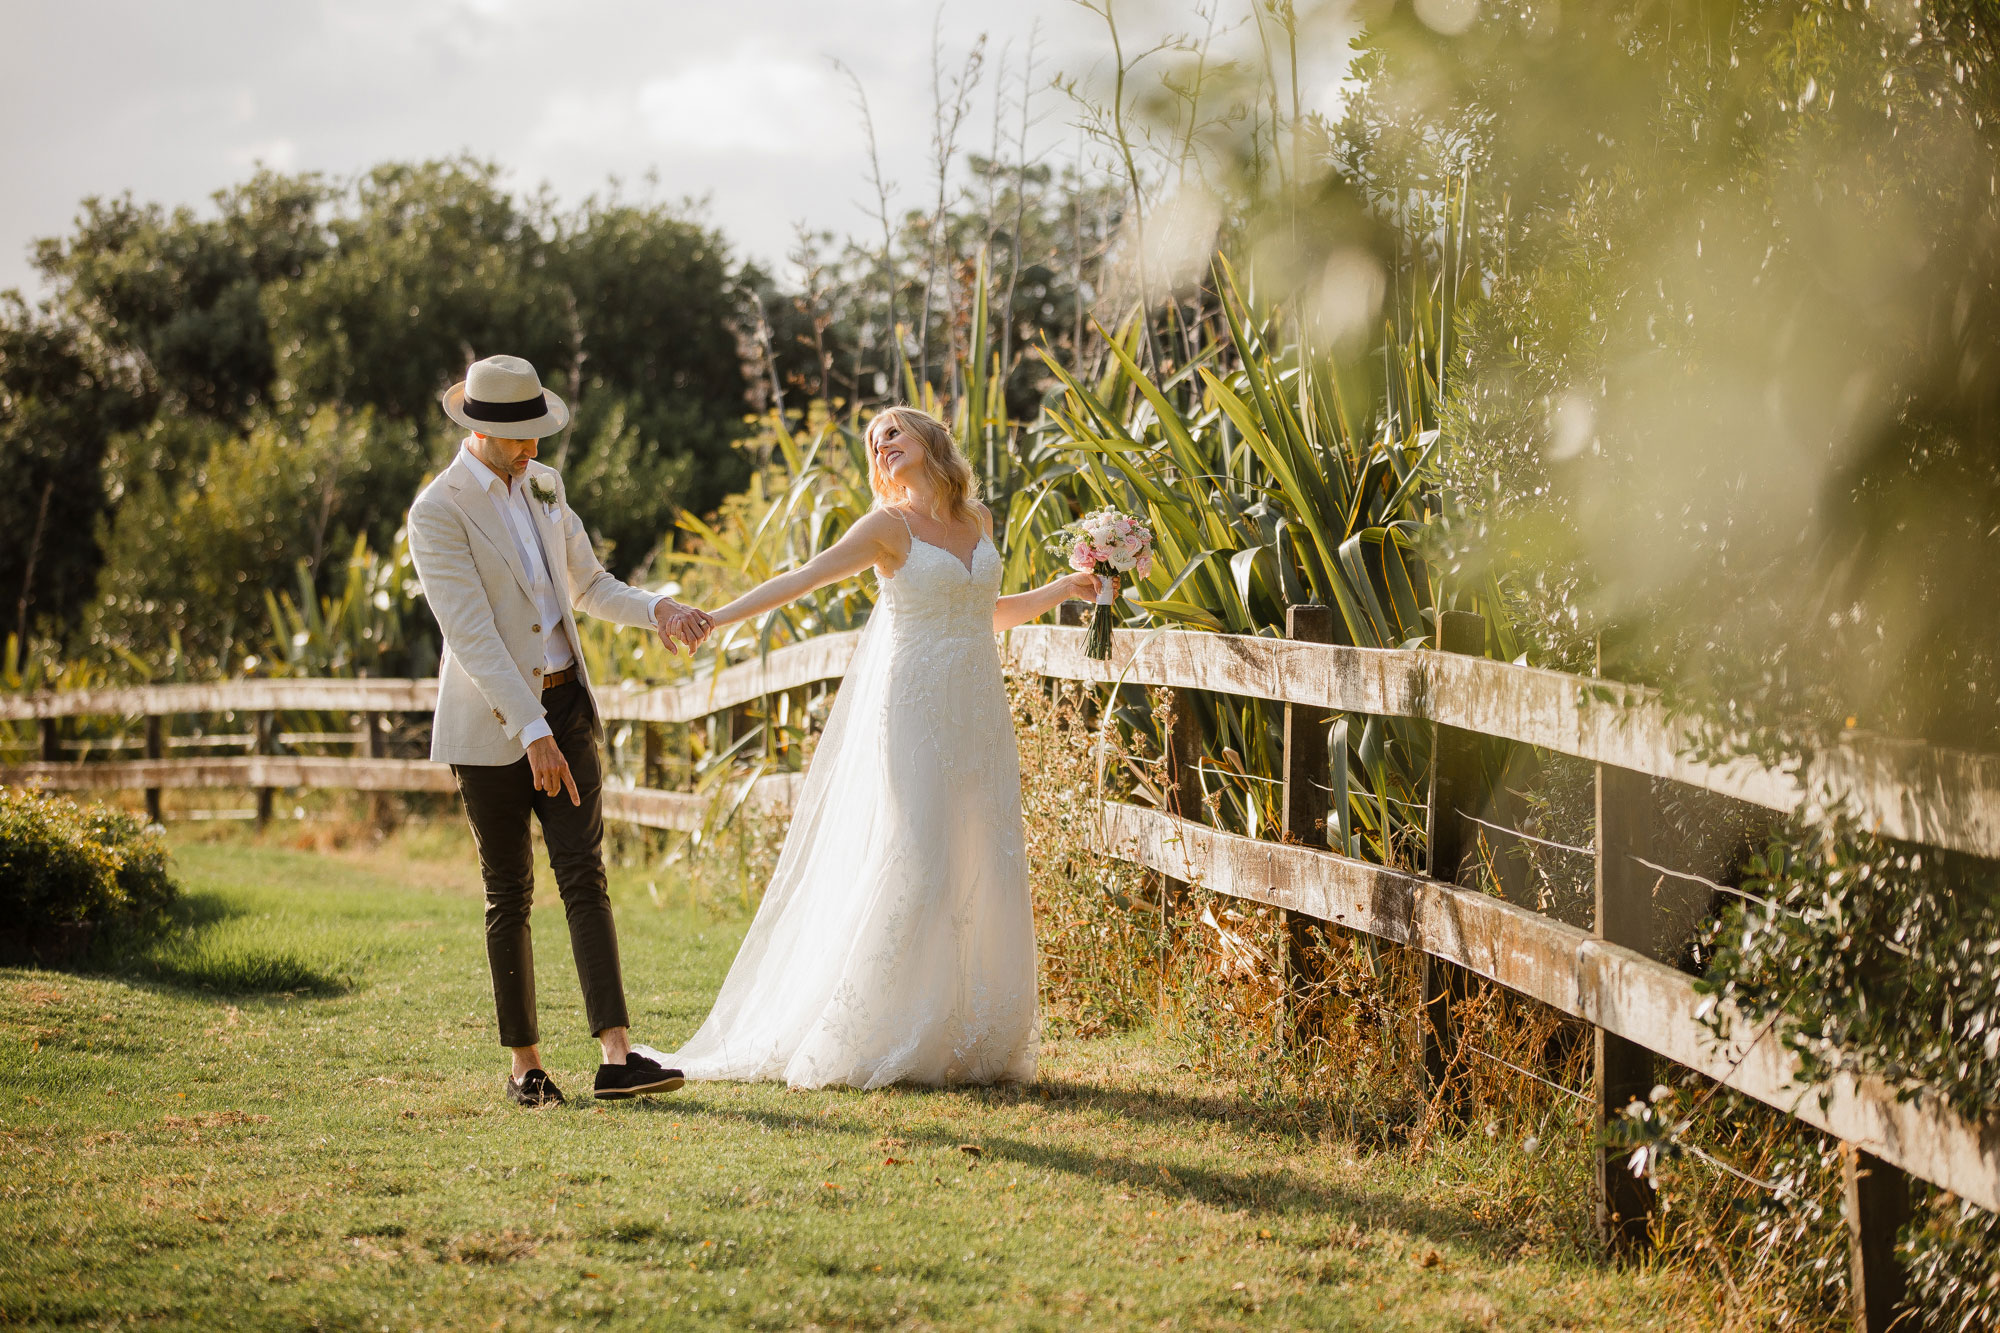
xmin=456 ymin=441 xmax=665 ymax=751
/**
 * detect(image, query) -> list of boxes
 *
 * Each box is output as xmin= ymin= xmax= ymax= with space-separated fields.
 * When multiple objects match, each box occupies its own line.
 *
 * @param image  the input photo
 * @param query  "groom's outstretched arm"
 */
xmin=548 ymin=477 xmax=664 ymax=630
xmin=407 ymin=498 xmax=547 ymax=742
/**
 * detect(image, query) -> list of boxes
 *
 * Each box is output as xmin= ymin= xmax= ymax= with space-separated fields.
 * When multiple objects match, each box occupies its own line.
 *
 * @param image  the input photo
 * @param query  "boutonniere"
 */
xmin=527 ymin=478 xmax=559 ymax=514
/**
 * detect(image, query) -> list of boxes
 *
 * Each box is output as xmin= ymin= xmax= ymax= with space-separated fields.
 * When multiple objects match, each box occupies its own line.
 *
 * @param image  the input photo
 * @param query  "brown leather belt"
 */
xmin=540 ymin=665 xmax=578 ymax=690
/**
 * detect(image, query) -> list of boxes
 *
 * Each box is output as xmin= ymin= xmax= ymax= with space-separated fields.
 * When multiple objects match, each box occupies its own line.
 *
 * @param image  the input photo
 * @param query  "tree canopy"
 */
xmin=4 ymin=157 xmax=756 ymax=667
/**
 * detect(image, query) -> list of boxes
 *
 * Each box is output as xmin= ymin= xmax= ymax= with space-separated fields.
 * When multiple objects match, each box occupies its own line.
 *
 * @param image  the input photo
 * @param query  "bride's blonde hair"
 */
xmin=865 ymin=406 xmax=978 ymax=523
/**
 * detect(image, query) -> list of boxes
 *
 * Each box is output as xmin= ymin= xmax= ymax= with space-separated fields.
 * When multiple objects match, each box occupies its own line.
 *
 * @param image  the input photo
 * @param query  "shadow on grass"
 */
xmin=639 ymin=1084 xmax=1532 ymax=1262
xmin=104 ymin=889 xmax=358 ymax=997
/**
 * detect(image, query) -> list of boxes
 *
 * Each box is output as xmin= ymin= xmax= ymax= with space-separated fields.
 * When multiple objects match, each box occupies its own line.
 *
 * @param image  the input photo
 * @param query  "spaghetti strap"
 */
xmin=878 ymin=506 xmax=916 ymax=581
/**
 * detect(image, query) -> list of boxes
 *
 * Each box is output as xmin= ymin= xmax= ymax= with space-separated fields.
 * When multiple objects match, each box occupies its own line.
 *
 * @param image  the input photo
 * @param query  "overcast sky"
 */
xmin=0 ymin=0 xmax=1243 ymax=299
xmin=3 ymin=2 xmax=1364 ymax=300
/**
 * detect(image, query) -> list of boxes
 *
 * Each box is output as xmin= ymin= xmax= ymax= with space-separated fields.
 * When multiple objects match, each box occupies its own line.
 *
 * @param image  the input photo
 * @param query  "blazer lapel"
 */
xmin=524 ymin=467 xmax=568 ymax=595
xmin=523 ymin=467 xmax=589 ymax=676
xmin=446 ymin=467 xmax=536 ymax=603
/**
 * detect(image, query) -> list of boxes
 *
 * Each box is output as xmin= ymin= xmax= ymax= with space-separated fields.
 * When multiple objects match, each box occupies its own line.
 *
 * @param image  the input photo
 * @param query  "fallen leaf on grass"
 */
xmin=957 ymin=1144 xmax=982 ymax=1158
xmin=1417 ymin=1248 xmax=1443 ymax=1269
xmin=882 ymin=1157 xmax=906 ymax=1167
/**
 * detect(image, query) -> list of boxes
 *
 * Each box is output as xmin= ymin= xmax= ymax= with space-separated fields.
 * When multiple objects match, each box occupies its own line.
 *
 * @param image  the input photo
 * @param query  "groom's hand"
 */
xmin=653 ymin=599 xmax=711 ymax=655
xmin=526 ymin=736 xmax=580 ymax=806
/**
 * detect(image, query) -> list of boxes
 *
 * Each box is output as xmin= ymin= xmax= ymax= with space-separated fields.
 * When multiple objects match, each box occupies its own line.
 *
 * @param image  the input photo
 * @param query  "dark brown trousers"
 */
xmin=451 ymin=679 xmax=628 ymax=1047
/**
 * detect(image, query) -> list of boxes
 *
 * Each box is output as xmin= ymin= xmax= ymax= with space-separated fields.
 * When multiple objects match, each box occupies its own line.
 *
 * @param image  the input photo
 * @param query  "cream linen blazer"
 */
xmin=406 ymin=457 xmax=658 ymax=766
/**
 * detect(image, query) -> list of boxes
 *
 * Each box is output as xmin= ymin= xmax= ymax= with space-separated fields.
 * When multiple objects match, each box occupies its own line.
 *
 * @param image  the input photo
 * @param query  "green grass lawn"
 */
xmin=1 ymin=823 xmax=1716 ymax=1331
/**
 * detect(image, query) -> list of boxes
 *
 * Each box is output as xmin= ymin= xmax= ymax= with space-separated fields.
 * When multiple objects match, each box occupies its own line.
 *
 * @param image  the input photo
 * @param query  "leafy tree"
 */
xmin=82 ymin=407 xmax=405 ymax=668
xmin=31 ymin=171 xmax=328 ymax=423
xmin=0 ymin=298 xmax=146 ymax=644
xmin=264 ymin=159 xmax=568 ymax=422
xmin=546 ymin=198 xmax=755 ymax=540
xmin=551 ymin=201 xmax=745 ymax=438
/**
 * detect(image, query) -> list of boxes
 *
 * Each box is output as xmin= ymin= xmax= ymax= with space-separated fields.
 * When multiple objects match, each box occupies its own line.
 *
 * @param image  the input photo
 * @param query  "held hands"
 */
xmin=526 ymin=735 xmax=580 ymax=806
xmin=653 ymin=599 xmax=713 ymax=655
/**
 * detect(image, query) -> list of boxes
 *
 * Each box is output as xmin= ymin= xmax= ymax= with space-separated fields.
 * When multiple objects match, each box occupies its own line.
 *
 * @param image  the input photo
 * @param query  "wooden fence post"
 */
xmin=40 ymin=716 xmax=59 ymax=763
xmin=643 ymin=722 xmax=664 ymax=789
xmin=254 ymin=712 xmax=277 ymax=828
xmin=144 ymin=715 xmax=163 ymax=824
xmin=1594 ymin=763 xmax=1658 ymax=1258
xmin=364 ymin=711 xmax=391 ymax=832
xmin=1423 ymin=610 xmax=1488 ymax=1119
xmin=1281 ymin=604 xmax=1336 ymax=1051
xmin=1843 ymin=1144 xmax=1917 ymax=1333
xmin=1160 ymin=686 xmax=1204 ymax=980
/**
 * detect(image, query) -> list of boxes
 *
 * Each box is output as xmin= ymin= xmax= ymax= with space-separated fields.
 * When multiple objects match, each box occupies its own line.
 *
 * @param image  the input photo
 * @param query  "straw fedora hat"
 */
xmin=441 ymin=354 xmax=570 ymax=439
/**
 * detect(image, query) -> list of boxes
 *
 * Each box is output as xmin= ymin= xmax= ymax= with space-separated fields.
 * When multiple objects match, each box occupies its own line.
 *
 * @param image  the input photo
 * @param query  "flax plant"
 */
xmin=1010 ymin=254 xmax=1511 ymax=865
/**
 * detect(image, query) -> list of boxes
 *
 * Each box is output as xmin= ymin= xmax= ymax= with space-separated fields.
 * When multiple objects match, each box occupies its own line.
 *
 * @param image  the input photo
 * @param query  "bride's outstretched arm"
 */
xmin=994 ymin=571 xmax=1102 ymax=633
xmin=705 ymin=511 xmax=903 ymax=629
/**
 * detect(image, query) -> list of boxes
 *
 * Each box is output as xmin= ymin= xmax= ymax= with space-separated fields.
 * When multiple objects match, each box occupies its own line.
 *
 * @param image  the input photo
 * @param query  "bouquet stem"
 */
xmin=1085 ymin=574 xmax=1117 ymax=660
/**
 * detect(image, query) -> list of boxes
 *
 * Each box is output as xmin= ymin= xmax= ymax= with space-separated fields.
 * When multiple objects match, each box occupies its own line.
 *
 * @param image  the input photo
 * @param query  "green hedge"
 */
xmin=0 ymin=787 xmax=178 ymax=934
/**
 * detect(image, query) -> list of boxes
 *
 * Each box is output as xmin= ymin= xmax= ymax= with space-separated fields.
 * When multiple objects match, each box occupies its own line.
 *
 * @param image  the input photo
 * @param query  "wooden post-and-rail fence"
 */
xmin=6 ymin=624 xmax=1998 ymax=1328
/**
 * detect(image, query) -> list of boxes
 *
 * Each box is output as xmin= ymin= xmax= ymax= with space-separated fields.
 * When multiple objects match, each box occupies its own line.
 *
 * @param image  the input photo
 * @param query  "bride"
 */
xmin=660 ymin=407 xmax=1099 ymax=1089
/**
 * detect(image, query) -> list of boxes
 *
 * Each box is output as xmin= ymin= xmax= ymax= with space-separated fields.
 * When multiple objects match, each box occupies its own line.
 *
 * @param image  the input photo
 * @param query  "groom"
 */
xmin=408 ymin=353 xmax=710 ymax=1107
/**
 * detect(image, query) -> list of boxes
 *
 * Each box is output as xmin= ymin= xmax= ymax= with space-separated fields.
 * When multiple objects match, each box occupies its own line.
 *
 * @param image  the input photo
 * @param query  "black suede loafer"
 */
xmin=593 ymin=1051 xmax=684 ymax=1100
xmin=507 ymin=1068 xmax=566 ymax=1107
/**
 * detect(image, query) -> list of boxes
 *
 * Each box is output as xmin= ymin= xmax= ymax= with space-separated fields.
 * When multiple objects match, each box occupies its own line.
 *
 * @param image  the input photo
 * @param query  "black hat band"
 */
xmin=462 ymin=392 xmax=549 ymax=423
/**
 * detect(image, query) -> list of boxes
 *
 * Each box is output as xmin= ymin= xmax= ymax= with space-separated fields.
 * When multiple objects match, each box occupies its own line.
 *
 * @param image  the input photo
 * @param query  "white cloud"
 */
xmin=637 ymin=51 xmax=846 ymax=156
xmin=0 ymin=0 xmax=1112 ymax=294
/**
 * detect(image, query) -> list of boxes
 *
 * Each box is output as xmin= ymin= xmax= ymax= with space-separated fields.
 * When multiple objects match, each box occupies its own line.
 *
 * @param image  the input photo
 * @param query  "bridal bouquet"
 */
xmin=1047 ymin=507 xmax=1154 ymax=660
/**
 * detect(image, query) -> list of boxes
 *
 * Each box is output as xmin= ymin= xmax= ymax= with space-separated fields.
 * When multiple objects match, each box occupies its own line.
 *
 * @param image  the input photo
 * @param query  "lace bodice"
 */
xmin=878 ymin=533 xmax=1002 ymax=640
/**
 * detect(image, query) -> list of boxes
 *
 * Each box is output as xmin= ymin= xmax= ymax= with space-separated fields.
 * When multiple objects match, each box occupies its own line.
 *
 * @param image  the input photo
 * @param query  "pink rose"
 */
xmin=1069 ymin=540 xmax=1094 ymax=572
xmin=1135 ymin=552 xmax=1154 ymax=578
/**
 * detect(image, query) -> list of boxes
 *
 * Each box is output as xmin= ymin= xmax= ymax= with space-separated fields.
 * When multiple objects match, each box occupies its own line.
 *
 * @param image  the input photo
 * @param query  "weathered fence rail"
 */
xmin=1010 ymin=628 xmax=2000 ymax=863
xmin=5 ymin=621 xmax=1996 ymax=1322
xmin=1101 ymin=801 xmax=1998 ymax=1217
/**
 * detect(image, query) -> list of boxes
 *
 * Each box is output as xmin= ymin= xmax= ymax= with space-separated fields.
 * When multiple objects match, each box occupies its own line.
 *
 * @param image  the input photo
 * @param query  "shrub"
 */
xmin=0 ymin=787 xmax=178 ymax=937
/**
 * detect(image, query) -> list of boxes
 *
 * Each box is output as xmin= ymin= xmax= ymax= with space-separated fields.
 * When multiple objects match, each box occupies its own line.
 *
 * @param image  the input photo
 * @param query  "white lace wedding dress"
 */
xmin=662 ymin=528 xmax=1038 ymax=1089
